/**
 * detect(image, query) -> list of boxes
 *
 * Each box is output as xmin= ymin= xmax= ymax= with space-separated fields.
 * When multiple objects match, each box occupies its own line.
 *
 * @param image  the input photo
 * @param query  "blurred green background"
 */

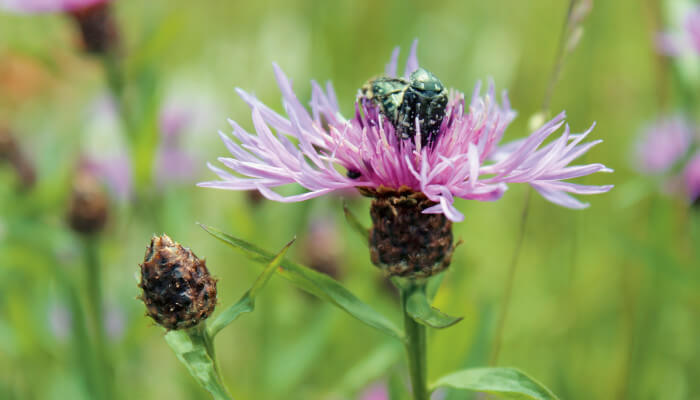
xmin=1 ymin=0 xmax=699 ymax=399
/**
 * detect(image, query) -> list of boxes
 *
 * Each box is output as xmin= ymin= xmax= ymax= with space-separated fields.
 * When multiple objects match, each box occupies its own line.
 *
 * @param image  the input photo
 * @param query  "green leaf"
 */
xmin=426 ymin=271 xmax=446 ymax=301
xmin=343 ymin=201 xmax=369 ymax=241
xmin=200 ymin=224 xmax=404 ymax=341
xmin=431 ymin=367 xmax=559 ymax=400
xmin=165 ymin=328 xmax=232 ymax=400
xmin=206 ymin=238 xmax=294 ymax=337
xmin=406 ymin=287 xmax=462 ymax=329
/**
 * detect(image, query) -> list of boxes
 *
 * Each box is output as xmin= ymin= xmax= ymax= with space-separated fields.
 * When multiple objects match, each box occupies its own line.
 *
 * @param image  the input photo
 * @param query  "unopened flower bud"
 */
xmin=67 ymin=171 xmax=108 ymax=234
xmin=69 ymin=2 xmax=119 ymax=55
xmin=365 ymin=187 xmax=454 ymax=278
xmin=139 ymin=235 xmax=217 ymax=330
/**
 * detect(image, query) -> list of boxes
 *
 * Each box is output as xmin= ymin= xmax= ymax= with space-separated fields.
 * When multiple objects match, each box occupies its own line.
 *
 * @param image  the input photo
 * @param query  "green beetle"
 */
xmin=361 ymin=67 xmax=448 ymax=145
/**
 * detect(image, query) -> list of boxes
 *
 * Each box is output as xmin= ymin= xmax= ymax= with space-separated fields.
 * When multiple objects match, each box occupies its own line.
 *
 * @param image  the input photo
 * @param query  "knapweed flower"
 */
xmin=684 ymin=152 xmax=700 ymax=205
xmin=1 ymin=0 xmax=118 ymax=54
xmin=139 ymin=235 xmax=217 ymax=330
xmin=201 ymin=42 xmax=612 ymax=277
xmin=657 ymin=6 xmax=700 ymax=56
xmin=636 ymin=116 xmax=693 ymax=174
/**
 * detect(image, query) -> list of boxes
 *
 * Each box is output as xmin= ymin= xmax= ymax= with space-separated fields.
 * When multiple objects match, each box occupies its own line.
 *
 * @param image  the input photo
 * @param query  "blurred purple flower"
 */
xmin=0 ymin=0 xmax=108 ymax=13
xmin=201 ymin=42 xmax=612 ymax=222
xmin=82 ymin=94 xmax=132 ymax=201
xmin=303 ymin=217 xmax=343 ymax=279
xmin=684 ymin=151 xmax=700 ymax=204
xmin=154 ymin=102 xmax=197 ymax=186
xmin=359 ymin=382 xmax=388 ymax=400
xmin=82 ymin=155 xmax=131 ymax=201
xmin=636 ymin=116 xmax=693 ymax=174
xmin=657 ymin=6 xmax=700 ymax=56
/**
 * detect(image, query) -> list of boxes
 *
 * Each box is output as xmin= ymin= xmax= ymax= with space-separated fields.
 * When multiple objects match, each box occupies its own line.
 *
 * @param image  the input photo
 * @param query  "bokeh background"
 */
xmin=1 ymin=0 xmax=699 ymax=399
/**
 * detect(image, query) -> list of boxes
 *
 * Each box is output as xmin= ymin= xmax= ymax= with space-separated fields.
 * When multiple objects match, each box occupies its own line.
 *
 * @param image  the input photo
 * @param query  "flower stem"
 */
xmin=401 ymin=283 xmax=428 ymax=400
xmin=541 ymin=0 xmax=579 ymax=113
xmin=489 ymin=188 xmax=531 ymax=366
xmin=191 ymin=325 xmax=234 ymax=400
xmin=83 ymin=236 xmax=112 ymax=400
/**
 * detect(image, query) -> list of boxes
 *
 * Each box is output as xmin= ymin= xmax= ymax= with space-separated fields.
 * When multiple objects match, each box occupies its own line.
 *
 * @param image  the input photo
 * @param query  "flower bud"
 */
xmin=138 ymin=235 xmax=217 ymax=330
xmin=67 ymin=170 xmax=108 ymax=235
xmin=69 ymin=2 xmax=119 ymax=55
xmin=365 ymin=187 xmax=453 ymax=278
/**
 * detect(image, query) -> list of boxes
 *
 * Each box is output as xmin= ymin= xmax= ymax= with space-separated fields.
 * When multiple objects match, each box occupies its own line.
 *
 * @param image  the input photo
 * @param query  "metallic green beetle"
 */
xmin=361 ymin=67 xmax=448 ymax=146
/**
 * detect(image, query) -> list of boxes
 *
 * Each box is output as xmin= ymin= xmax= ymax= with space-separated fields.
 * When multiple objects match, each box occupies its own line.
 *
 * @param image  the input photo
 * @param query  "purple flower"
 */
xmin=359 ymin=382 xmax=388 ymax=400
xmin=657 ymin=6 xmax=700 ymax=56
xmin=636 ymin=116 xmax=693 ymax=174
xmin=200 ymin=42 xmax=612 ymax=222
xmin=81 ymin=94 xmax=132 ymax=201
xmin=684 ymin=151 xmax=700 ymax=204
xmin=0 ymin=0 xmax=109 ymax=13
xmin=154 ymin=102 xmax=197 ymax=186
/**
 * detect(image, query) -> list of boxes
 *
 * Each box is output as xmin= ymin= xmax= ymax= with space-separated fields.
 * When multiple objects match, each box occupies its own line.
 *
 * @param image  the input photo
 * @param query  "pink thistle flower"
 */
xmin=200 ymin=42 xmax=612 ymax=223
xmin=0 ymin=0 xmax=108 ymax=13
xmin=636 ymin=116 xmax=693 ymax=174
xmin=684 ymin=151 xmax=700 ymax=205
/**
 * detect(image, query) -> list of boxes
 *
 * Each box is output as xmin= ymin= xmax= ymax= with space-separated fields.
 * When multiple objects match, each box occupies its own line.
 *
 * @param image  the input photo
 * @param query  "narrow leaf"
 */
xmin=406 ymin=288 xmax=462 ymax=329
xmin=207 ymin=238 xmax=294 ymax=337
xmin=426 ymin=239 xmax=462 ymax=301
xmin=426 ymin=271 xmax=446 ymax=301
xmin=431 ymin=367 xmax=559 ymax=400
xmin=200 ymin=224 xmax=404 ymax=341
xmin=343 ymin=201 xmax=369 ymax=241
xmin=165 ymin=329 xmax=232 ymax=400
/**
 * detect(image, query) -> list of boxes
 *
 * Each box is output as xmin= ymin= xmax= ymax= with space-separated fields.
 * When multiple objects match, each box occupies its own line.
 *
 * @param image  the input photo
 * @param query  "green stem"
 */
xmin=541 ymin=0 xmax=578 ymax=113
xmin=489 ymin=189 xmax=531 ymax=366
xmin=401 ymin=284 xmax=428 ymax=400
xmin=192 ymin=325 xmax=234 ymax=400
xmin=55 ymin=264 xmax=100 ymax=398
xmin=83 ymin=237 xmax=112 ymax=400
xmin=101 ymin=54 xmax=134 ymax=140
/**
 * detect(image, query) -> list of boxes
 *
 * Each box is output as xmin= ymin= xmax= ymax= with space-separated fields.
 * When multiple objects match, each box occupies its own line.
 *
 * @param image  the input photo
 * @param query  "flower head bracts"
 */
xmin=200 ymin=42 xmax=613 ymax=221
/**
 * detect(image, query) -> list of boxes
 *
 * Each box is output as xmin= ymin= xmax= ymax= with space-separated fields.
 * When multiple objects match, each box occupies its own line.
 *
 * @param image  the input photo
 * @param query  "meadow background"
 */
xmin=1 ymin=0 xmax=699 ymax=399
